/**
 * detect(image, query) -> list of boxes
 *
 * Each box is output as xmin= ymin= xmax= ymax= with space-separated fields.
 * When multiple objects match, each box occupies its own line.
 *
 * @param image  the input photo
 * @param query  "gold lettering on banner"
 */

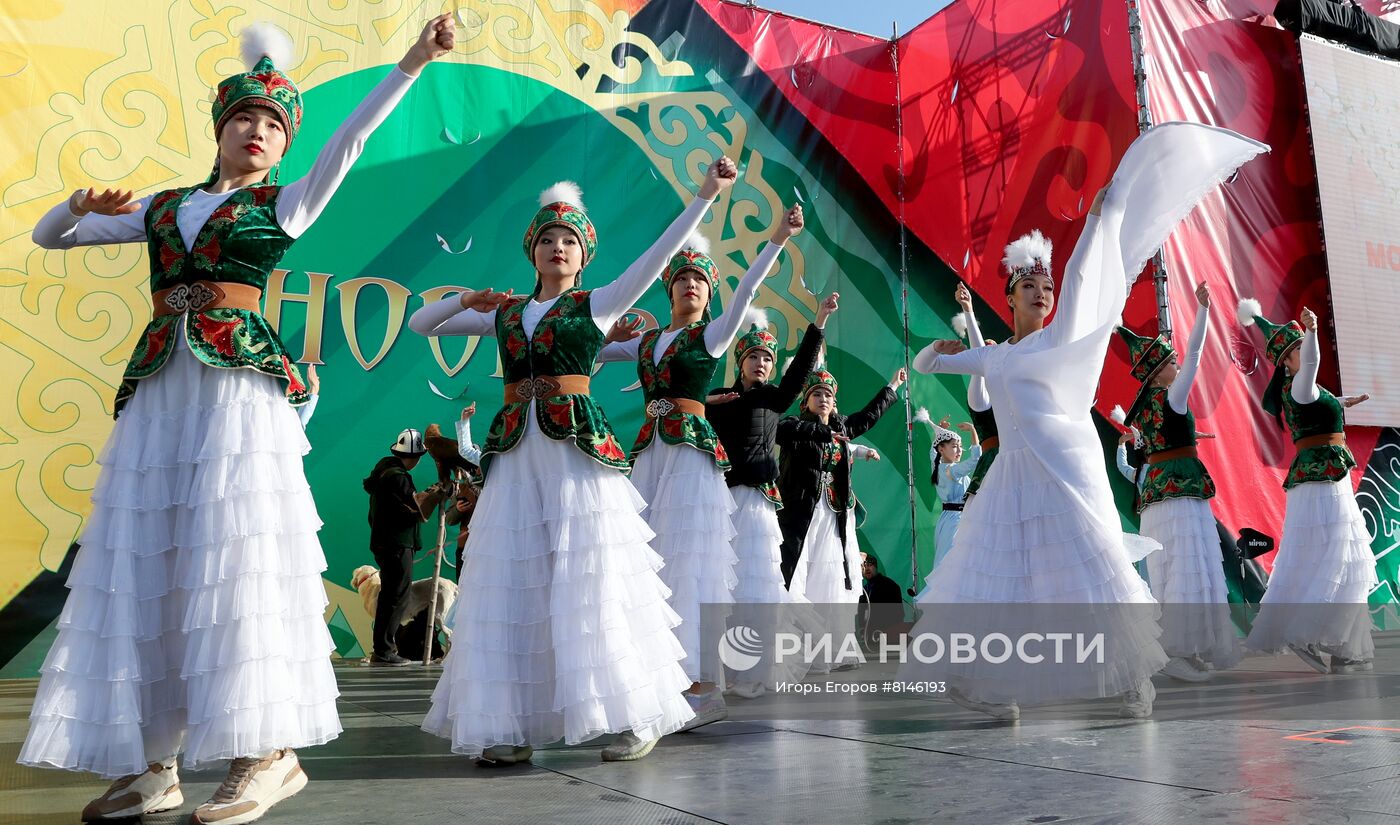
xmin=336 ymin=277 xmax=412 ymax=370
xmin=419 ymin=286 xmax=480 ymax=377
xmin=263 ymin=269 xmax=334 ymax=364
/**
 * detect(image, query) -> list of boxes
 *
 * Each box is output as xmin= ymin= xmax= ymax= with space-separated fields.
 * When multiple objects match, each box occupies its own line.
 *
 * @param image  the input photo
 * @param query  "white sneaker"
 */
xmin=1329 ymin=657 xmax=1374 ymax=674
xmin=726 ymin=682 xmax=766 ymax=700
xmin=948 ymin=687 xmax=1020 ymax=721
xmin=1161 ymin=657 xmax=1212 ymax=683
xmin=600 ymin=731 xmax=658 ymax=762
xmin=676 ymin=689 xmax=728 ymax=732
xmin=190 ymin=749 xmax=307 ymax=825
xmin=1119 ymin=678 xmax=1156 ymax=718
xmin=1288 ymin=643 xmax=1330 ymax=674
xmin=81 ymin=761 xmax=183 ymax=821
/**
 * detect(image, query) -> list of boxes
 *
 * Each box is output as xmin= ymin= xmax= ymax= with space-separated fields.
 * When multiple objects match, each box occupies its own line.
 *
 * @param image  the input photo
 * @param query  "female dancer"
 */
xmin=595 ymin=204 xmax=805 ymax=726
xmin=901 ymin=122 xmax=1265 ymax=720
xmin=1114 ymin=282 xmax=1240 ymax=682
xmin=21 ymin=18 xmax=456 ymax=824
xmin=953 ymin=282 xmax=998 ymax=500
xmin=705 ymin=294 xmax=836 ymax=697
xmin=915 ymin=410 xmax=981 ymax=571
xmin=1239 ymin=302 xmax=1376 ymax=673
xmin=779 ymin=364 xmax=904 ymax=671
xmin=407 ymin=158 xmax=737 ymax=764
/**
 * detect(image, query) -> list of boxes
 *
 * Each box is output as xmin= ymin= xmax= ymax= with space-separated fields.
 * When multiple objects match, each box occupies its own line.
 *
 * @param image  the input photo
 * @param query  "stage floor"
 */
xmin=2 ymin=632 xmax=1397 ymax=825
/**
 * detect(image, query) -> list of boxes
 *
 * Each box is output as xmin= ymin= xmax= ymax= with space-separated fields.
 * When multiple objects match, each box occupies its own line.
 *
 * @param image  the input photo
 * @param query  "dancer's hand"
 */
xmin=984 ymin=338 xmax=997 ymax=346
xmin=306 ymin=363 xmax=320 ymax=395
xmin=1119 ymin=431 xmax=1135 ymax=445
xmin=816 ymin=292 xmax=839 ymax=329
xmin=400 ymin=13 xmax=456 ymax=75
xmin=955 ymin=282 xmax=973 ymax=313
xmin=70 ymin=187 xmax=140 ymax=217
xmin=1195 ymin=281 xmax=1211 ymax=309
xmin=458 ymin=288 xmax=513 ymax=312
xmin=1195 ymin=430 xmax=1216 ymax=439
xmin=1089 ymin=183 xmax=1111 ymax=216
xmin=454 ymin=497 xmax=471 ymax=514
xmin=460 ymin=403 xmax=476 ymax=421
xmin=1300 ymin=307 xmax=1317 ymax=332
xmin=772 ymin=204 xmax=804 ymax=244
xmin=865 ymin=449 xmax=882 ymax=462
xmin=956 ymin=421 xmax=975 ymax=433
xmin=699 ymin=157 xmax=738 ymax=199
xmin=891 ymin=367 xmax=908 ymax=389
xmin=605 ymin=315 xmax=643 ymax=344
xmin=1343 ymin=394 xmax=1370 ymax=408
xmin=706 ymin=391 xmax=740 ymax=405
xmin=930 ymin=339 xmax=966 ymax=355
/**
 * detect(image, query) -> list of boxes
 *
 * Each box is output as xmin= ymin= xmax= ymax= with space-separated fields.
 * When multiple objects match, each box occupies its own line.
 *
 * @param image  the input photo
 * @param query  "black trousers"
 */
xmin=371 ymin=545 xmax=414 ymax=656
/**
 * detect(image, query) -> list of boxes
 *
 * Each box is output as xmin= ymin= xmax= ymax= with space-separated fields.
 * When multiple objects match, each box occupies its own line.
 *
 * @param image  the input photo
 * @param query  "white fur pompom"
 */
xmin=1002 ymin=229 xmax=1053 ymax=275
xmin=744 ymin=307 xmax=769 ymax=331
xmin=951 ymin=313 xmax=968 ymax=339
xmin=240 ymin=22 xmax=295 ymax=71
xmin=1110 ymin=404 xmax=1127 ymax=425
xmin=1236 ymin=297 xmax=1261 ymax=327
xmin=913 ymin=407 xmax=931 ymax=425
xmin=681 ymin=231 xmax=711 ymax=256
xmin=539 ymin=181 xmax=585 ymax=211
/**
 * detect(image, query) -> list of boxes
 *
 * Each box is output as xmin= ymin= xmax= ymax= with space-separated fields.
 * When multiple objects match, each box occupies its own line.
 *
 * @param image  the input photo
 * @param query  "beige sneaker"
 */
xmin=81 ymin=761 xmax=183 ymax=821
xmin=1119 ymin=678 xmax=1157 ymax=719
xmin=600 ymin=731 xmax=658 ymax=762
xmin=1161 ymin=657 xmax=1212 ymax=683
xmin=948 ymin=687 xmax=1020 ymax=721
xmin=190 ymin=749 xmax=307 ymax=825
xmin=474 ymin=745 xmax=533 ymax=766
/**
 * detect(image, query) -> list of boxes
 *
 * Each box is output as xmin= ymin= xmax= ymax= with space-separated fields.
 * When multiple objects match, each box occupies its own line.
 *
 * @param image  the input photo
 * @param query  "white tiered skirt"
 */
xmin=730 ymin=486 xmax=818 ymax=686
xmin=1245 ymin=478 xmax=1377 ymax=660
xmin=899 ymin=446 xmax=1167 ymax=706
xmin=789 ymin=504 xmax=864 ymax=671
xmin=629 ymin=440 xmax=738 ymax=686
xmin=1140 ymin=497 xmax=1241 ymax=667
xmin=422 ymin=426 xmax=694 ymax=756
xmin=20 ymin=345 xmax=341 ymax=778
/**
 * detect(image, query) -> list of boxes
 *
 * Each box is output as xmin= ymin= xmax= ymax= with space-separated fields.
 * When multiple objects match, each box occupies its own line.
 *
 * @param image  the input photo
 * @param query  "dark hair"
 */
xmin=862 ymin=553 xmax=880 ymax=571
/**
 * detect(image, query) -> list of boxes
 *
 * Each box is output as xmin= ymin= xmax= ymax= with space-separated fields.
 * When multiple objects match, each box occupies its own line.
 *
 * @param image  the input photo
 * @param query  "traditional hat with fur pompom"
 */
xmin=522 ymin=181 xmax=598 ymax=270
xmin=1002 ymin=230 xmax=1054 ymax=294
xmin=733 ymin=307 xmax=779 ymax=374
xmin=213 ymin=22 xmax=303 ymax=145
xmin=1238 ymin=297 xmax=1306 ymax=419
xmin=801 ymin=344 xmax=837 ymax=401
xmin=663 ymin=232 xmax=720 ymax=295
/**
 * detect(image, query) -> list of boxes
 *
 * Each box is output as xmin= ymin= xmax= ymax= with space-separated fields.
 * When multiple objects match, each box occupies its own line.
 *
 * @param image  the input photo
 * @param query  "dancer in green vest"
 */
xmin=21 ymin=17 xmax=456 ymax=824
xmin=409 ymin=159 xmax=737 ymax=764
xmin=1238 ymin=301 xmax=1376 ymax=673
xmin=596 ymin=205 xmax=805 ymax=728
xmin=1113 ymin=282 xmax=1240 ymax=683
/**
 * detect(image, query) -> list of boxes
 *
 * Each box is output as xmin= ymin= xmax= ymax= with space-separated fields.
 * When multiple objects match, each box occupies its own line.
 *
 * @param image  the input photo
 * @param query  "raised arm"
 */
xmin=588 ymin=158 xmax=735 ymax=330
xmin=844 ymin=371 xmax=902 ymax=439
xmin=912 ymin=340 xmax=992 ymax=377
xmin=705 ymin=205 xmax=801 ymax=356
xmin=596 ymin=336 xmax=642 ymax=364
xmin=32 ymin=191 xmax=151 ymax=249
xmin=1290 ymin=325 xmax=1321 ymax=405
xmin=454 ymin=415 xmax=483 ymax=464
xmin=956 ymin=284 xmax=992 ymax=412
xmin=280 ymin=16 xmax=453 ymax=236
xmin=1168 ymin=285 xmax=1210 ymax=414
xmin=949 ymin=443 xmax=982 ymax=478
xmin=409 ymin=288 xmax=515 ymax=338
xmin=1115 ymin=441 xmax=1137 ymax=484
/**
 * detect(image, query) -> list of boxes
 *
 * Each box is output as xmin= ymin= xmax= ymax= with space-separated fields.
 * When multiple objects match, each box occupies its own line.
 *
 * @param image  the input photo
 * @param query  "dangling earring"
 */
xmin=272 ymin=163 xmax=281 ymax=185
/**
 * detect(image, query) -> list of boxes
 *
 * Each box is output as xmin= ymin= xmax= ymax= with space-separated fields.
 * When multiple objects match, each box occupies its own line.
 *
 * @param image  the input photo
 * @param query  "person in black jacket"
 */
xmin=363 ymin=428 xmax=448 ymax=666
xmin=778 ymin=363 xmax=904 ymax=670
xmin=704 ymin=292 xmax=838 ymax=697
xmin=859 ymin=552 xmax=907 ymax=648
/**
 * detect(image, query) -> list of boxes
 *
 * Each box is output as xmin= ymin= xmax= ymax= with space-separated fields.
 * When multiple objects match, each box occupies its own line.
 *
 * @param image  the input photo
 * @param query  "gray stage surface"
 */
xmin=2 ymin=632 xmax=1396 ymax=824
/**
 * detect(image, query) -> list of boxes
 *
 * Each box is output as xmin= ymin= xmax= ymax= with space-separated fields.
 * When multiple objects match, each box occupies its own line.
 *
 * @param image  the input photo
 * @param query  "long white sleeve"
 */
xmin=276 ymin=67 xmax=416 ymax=238
xmin=703 ymin=241 xmax=783 ymax=357
xmin=1167 ymin=304 xmax=1208 ymax=414
xmin=912 ymin=341 xmax=992 ymax=377
xmin=963 ymin=310 xmax=991 ymax=412
xmin=850 ymin=444 xmax=876 ymax=460
xmin=296 ymin=394 xmax=319 ymax=428
xmin=408 ymin=296 xmax=498 ymax=338
xmin=596 ymin=336 xmax=642 ymax=363
xmin=1115 ymin=443 xmax=1136 ymax=484
xmin=588 ymin=195 xmax=715 ymax=331
xmin=32 ymin=196 xmax=152 ymax=248
xmin=454 ymin=418 xmax=483 ymax=464
xmin=1290 ymin=330 xmax=1321 ymax=404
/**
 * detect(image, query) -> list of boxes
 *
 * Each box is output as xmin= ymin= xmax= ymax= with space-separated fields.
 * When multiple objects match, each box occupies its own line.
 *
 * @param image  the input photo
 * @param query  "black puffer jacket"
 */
xmin=706 ymin=323 xmax=824 ymax=488
xmin=776 ymin=385 xmax=897 ymax=588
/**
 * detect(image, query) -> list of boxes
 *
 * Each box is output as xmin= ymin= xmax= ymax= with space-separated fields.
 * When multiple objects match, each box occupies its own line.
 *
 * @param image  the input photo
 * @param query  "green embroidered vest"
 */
xmin=1132 ymin=386 xmax=1215 ymax=508
xmin=630 ymin=323 xmax=730 ymax=468
xmin=481 ymin=290 xmax=629 ymax=476
xmin=966 ymin=404 xmax=998 ymax=497
xmin=1282 ymin=377 xmax=1355 ymax=490
xmin=118 ymin=185 xmax=308 ymax=411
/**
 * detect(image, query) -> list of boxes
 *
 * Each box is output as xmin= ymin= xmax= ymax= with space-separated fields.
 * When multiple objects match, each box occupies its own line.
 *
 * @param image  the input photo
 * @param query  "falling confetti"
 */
xmin=428 ymin=380 xmax=469 ymax=400
xmin=436 ymin=234 xmax=473 ymax=254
